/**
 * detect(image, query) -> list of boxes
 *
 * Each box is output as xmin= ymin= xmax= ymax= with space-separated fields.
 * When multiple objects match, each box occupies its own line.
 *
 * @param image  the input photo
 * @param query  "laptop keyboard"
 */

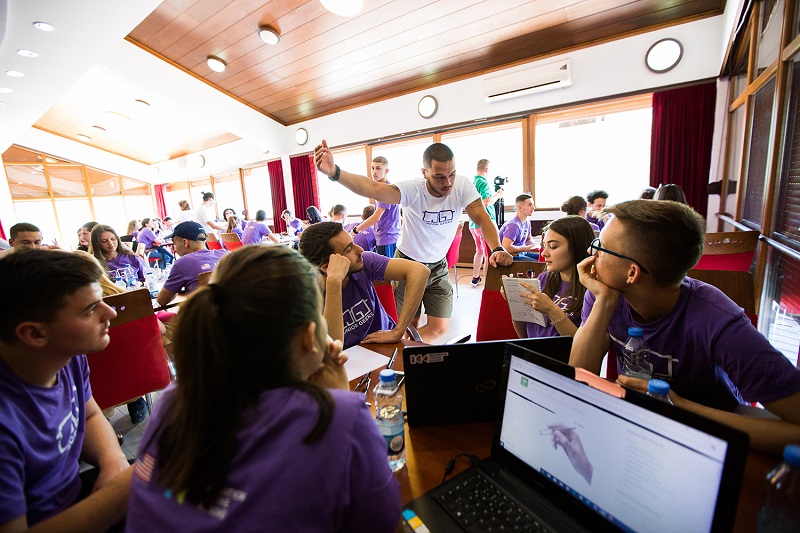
xmin=434 ymin=471 xmax=550 ymax=532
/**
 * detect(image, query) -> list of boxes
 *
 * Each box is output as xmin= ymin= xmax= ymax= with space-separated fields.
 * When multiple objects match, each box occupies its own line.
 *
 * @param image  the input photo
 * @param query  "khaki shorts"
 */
xmin=393 ymin=250 xmax=453 ymax=319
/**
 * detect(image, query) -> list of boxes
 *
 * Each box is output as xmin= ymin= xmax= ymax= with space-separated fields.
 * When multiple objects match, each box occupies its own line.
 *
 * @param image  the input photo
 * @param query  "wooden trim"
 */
xmin=524 ymin=115 xmax=536 ymax=198
xmin=535 ymin=93 xmax=653 ymax=125
xmin=783 ymin=33 xmax=800 ymax=61
xmin=718 ymin=213 xmax=755 ymax=232
xmin=718 ymin=82 xmax=736 ymax=231
xmin=238 ymin=168 xmax=248 ymax=217
xmin=729 ymin=61 xmax=779 ymax=111
xmin=747 ymin=2 xmax=759 ymax=85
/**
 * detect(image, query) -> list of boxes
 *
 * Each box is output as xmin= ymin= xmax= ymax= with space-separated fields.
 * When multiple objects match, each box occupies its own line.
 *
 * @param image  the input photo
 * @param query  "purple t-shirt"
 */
xmin=286 ymin=218 xmax=304 ymax=236
xmin=581 ymin=277 xmax=800 ymax=410
xmin=353 ymin=226 xmax=376 ymax=252
xmin=241 ymin=221 xmax=273 ymax=245
xmin=137 ymin=228 xmax=159 ymax=249
xmin=127 ymin=385 xmax=400 ymax=532
xmin=163 ymin=249 xmax=227 ymax=295
xmin=525 ymin=272 xmax=581 ymax=338
xmin=499 ymin=216 xmax=531 ymax=247
xmin=230 ymin=227 xmax=243 ymax=240
xmin=0 ymin=356 xmax=91 ymax=525
xmin=107 ymin=252 xmax=148 ymax=283
xmin=374 ymin=200 xmax=400 ymax=246
xmin=339 ymin=252 xmax=396 ymax=349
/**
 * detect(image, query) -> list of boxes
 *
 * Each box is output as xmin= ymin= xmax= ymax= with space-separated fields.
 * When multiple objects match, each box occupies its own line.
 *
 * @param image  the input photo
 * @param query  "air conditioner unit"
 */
xmin=484 ymin=59 xmax=572 ymax=102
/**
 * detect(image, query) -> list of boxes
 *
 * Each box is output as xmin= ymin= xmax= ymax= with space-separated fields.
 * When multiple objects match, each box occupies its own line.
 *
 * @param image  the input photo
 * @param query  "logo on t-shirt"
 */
xmin=56 ymin=386 xmax=80 ymax=454
xmin=343 ymin=299 xmax=374 ymax=334
xmin=422 ymin=210 xmax=455 ymax=225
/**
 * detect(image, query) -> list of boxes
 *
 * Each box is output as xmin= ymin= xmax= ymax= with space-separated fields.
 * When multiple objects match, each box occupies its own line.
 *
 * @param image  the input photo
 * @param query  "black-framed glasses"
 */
xmin=588 ymin=238 xmax=649 ymax=274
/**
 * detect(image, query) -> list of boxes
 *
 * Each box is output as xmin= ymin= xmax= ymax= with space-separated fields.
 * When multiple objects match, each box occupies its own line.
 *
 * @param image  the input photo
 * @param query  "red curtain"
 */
xmin=153 ymin=184 xmax=168 ymax=220
xmin=290 ymin=154 xmax=320 ymax=222
xmin=0 ymin=219 xmax=6 ymax=240
xmin=649 ymin=82 xmax=717 ymax=218
xmin=267 ymin=160 xmax=288 ymax=233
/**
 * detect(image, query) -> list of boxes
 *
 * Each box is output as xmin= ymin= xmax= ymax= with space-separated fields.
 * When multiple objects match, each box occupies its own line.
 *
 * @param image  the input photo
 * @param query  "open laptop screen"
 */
xmin=497 ymin=350 xmax=735 ymax=533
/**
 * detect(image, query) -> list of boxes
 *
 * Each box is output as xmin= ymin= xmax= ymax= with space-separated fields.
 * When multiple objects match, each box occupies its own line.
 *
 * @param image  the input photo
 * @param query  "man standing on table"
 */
xmin=571 ymin=200 xmax=800 ymax=455
xmin=315 ymin=140 xmax=513 ymax=342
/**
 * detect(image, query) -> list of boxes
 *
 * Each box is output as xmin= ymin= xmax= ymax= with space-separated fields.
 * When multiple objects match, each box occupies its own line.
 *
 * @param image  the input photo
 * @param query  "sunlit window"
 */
xmin=243 ymin=165 xmax=274 ymax=220
xmin=317 ymin=146 xmax=370 ymax=216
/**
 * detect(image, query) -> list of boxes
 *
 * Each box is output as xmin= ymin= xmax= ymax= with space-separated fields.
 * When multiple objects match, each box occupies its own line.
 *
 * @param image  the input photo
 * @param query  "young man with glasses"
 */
xmin=571 ymin=200 xmax=800 ymax=455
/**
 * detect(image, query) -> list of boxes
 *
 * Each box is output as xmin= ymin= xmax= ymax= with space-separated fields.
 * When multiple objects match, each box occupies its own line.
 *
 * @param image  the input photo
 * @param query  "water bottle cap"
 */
xmin=784 ymin=444 xmax=800 ymax=467
xmin=627 ymin=326 xmax=643 ymax=337
xmin=379 ymin=369 xmax=396 ymax=382
xmin=648 ymin=379 xmax=670 ymax=396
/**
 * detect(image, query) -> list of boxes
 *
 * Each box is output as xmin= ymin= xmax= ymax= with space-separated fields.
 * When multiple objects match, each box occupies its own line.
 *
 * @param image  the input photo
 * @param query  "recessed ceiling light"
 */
xmin=134 ymin=99 xmax=151 ymax=107
xmin=258 ymin=26 xmax=280 ymax=45
xmin=92 ymin=125 xmax=106 ymax=132
xmin=295 ymin=128 xmax=309 ymax=145
xmin=0 ymin=88 xmax=13 ymax=94
xmin=33 ymin=21 xmax=56 ymax=32
xmin=77 ymin=134 xmax=91 ymax=142
xmin=6 ymin=71 xmax=24 ymax=78
xmin=207 ymin=56 xmax=226 ymax=73
xmin=17 ymin=49 xmax=39 ymax=58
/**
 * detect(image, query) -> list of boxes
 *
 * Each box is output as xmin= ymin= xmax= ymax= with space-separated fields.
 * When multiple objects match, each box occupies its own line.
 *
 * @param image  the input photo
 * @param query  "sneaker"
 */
xmin=471 ymin=277 xmax=482 ymax=286
xmin=127 ymin=397 xmax=148 ymax=425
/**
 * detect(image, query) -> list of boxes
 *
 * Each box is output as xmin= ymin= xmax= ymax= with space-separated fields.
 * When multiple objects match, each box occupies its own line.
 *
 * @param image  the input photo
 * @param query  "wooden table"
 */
xmin=358 ymin=342 xmax=774 ymax=532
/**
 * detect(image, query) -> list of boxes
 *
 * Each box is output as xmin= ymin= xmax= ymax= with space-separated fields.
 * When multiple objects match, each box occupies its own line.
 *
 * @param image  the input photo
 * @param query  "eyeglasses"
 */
xmin=588 ymin=238 xmax=649 ymax=274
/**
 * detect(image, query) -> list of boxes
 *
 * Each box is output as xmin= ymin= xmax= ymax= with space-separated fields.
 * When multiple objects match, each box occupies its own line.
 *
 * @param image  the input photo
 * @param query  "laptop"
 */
xmin=402 ymin=343 xmax=749 ymax=533
xmin=403 ymin=337 xmax=572 ymax=427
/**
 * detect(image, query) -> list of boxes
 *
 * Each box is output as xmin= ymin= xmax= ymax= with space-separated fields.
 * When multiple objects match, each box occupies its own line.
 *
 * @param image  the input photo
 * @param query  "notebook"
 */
xmin=402 ymin=337 xmax=572 ymax=427
xmin=402 ymin=343 xmax=749 ymax=533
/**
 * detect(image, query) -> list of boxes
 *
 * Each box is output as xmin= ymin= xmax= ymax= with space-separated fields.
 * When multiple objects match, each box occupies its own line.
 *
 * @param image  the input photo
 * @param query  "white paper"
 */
xmin=501 ymin=277 xmax=547 ymax=326
xmin=342 ymin=344 xmax=389 ymax=381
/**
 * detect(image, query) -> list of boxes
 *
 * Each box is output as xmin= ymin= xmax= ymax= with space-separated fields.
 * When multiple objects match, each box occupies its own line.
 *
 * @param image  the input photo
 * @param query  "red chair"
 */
xmin=220 ymin=232 xmax=244 ymax=251
xmin=446 ymin=221 xmax=465 ymax=297
xmin=86 ymin=289 xmax=171 ymax=414
xmin=372 ymin=280 xmax=422 ymax=341
xmin=693 ymin=231 xmax=759 ymax=272
xmin=475 ymin=262 xmax=546 ymax=342
xmin=206 ymin=232 xmax=223 ymax=251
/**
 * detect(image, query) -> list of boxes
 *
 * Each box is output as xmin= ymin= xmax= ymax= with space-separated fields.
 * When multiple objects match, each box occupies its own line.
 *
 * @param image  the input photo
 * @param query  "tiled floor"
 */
xmin=112 ymin=266 xmax=486 ymax=457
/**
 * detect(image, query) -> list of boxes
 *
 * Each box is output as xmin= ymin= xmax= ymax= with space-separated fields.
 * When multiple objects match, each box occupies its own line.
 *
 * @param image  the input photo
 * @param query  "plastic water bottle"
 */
xmin=124 ymin=266 xmax=137 ymax=288
xmin=758 ymin=444 xmax=800 ymax=532
xmin=373 ymin=369 xmax=406 ymax=472
xmin=114 ymin=275 xmax=127 ymax=291
xmin=145 ymin=270 xmax=158 ymax=298
xmin=621 ymin=327 xmax=653 ymax=379
xmin=646 ymin=379 xmax=673 ymax=405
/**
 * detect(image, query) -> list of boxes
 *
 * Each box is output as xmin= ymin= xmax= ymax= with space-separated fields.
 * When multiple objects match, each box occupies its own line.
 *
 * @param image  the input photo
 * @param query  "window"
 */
xmin=165 ymin=181 xmax=191 ymax=217
xmin=212 ymin=170 xmax=245 ymax=220
xmin=535 ymin=101 xmax=652 ymax=209
xmin=317 ymin=146 xmax=369 ymax=216
xmin=370 ymin=137 xmax=434 ymax=184
xmin=775 ymin=57 xmax=800 ymax=251
xmin=441 ymin=123 xmax=523 ymax=202
xmin=762 ymin=250 xmax=800 ymax=366
xmin=243 ymin=165 xmax=274 ymax=220
xmin=742 ymin=76 xmax=777 ymax=227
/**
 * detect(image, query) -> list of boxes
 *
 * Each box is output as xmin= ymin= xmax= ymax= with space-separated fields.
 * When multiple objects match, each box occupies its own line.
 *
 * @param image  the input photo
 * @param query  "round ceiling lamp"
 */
xmin=295 ymin=128 xmax=309 ymax=145
xmin=207 ymin=56 xmax=227 ymax=73
xmin=645 ymin=38 xmax=683 ymax=73
xmin=320 ymin=0 xmax=364 ymax=17
xmin=418 ymin=95 xmax=438 ymax=119
xmin=259 ymin=26 xmax=280 ymax=45
xmin=17 ymin=49 xmax=39 ymax=58
xmin=33 ymin=21 xmax=56 ymax=32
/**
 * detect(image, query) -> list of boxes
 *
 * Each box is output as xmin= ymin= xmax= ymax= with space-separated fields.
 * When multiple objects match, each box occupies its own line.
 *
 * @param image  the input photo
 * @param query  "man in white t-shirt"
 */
xmin=315 ymin=140 xmax=513 ymax=342
xmin=194 ymin=192 xmax=226 ymax=232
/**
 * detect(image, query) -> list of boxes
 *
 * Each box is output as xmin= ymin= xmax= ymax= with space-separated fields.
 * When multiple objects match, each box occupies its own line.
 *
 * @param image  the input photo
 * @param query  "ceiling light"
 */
xmin=77 ymin=134 xmax=91 ymax=142
xmin=6 ymin=71 xmax=24 ymax=78
xmin=645 ymin=38 xmax=683 ymax=73
xmin=320 ymin=0 xmax=364 ymax=16
xmin=17 ymin=49 xmax=39 ymax=58
xmin=105 ymin=111 xmax=131 ymax=121
xmin=134 ymin=99 xmax=151 ymax=107
xmin=0 ymin=88 xmax=13 ymax=94
xmin=207 ymin=56 xmax=226 ymax=73
xmin=258 ymin=26 xmax=280 ymax=45
xmin=92 ymin=125 xmax=106 ymax=132
xmin=418 ymin=95 xmax=438 ymax=119
xmin=295 ymin=128 xmax=309 ymax=145
xmin=33 ymin=21 xmax=56 ymax=32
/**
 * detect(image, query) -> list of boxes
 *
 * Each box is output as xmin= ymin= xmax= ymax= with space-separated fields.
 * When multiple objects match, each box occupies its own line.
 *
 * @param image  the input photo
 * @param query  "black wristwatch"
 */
xmin=491 ymin=246 xmax=506 ymax=254
xmin=352 ymin=227 xmax=359 ymax=234
xmin=328 ymin=164 xmax=341 ymax=182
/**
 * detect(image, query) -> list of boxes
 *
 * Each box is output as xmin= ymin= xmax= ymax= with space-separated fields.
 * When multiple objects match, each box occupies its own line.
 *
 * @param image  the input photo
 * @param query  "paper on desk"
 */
xmin=501 ymin=277 xmax=547 ymax=326
xmin=342 ymin=344 xmax=390 ymax=381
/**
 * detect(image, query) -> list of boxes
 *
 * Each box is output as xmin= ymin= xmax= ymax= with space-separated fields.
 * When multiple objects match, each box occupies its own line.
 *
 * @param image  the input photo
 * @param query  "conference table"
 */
xmin=358 ymin=341 xmax=774 ymax=533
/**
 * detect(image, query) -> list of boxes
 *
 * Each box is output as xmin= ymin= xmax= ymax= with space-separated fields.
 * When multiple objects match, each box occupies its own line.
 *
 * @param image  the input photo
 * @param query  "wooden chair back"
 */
xmin=85 ymin=289 xmax=171 ymax=410
xmin=688 ymin=269 xmax=756 ymax=316
xmin=694 ymin=231 xmax=759 ymax=271
xmin=220 ymin=232 xmax=244 ymax=251
xmin=198 ymin=270 xmax=213 ymax=288
xmin=476 ymin=262 xmax=547 ymax=341
xmin=206 ymin=232 xmax=223 ymax=250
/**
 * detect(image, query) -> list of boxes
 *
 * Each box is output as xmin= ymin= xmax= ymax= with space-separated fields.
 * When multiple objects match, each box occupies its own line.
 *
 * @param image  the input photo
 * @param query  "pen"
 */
xmin=386 ymin=348 xmax=398 ymax=369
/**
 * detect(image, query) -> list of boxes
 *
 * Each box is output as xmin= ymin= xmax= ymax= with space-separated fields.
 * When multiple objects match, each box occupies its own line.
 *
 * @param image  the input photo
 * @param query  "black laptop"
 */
xmin=403 ymin=337 xmax=572 ymax=427
xmin=402 ymin=343 xmax=749 ymax=532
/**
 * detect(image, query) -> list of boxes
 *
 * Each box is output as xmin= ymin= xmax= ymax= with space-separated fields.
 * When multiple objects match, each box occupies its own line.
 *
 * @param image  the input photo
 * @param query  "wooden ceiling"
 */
xmin=129 ymin=0 xmax=726 ymax=126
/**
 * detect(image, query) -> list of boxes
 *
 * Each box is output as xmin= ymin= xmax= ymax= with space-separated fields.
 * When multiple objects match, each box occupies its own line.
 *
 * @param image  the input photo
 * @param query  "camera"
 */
xmin=494 ymin=176 xmax=509 ymax=192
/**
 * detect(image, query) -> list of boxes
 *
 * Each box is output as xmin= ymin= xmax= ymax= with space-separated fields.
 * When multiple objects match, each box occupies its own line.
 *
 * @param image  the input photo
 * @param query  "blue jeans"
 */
xmin=513 ymin=252 xmax=539 ymax=262
xmin=147 ymin=247 xmax=174 ymax=269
